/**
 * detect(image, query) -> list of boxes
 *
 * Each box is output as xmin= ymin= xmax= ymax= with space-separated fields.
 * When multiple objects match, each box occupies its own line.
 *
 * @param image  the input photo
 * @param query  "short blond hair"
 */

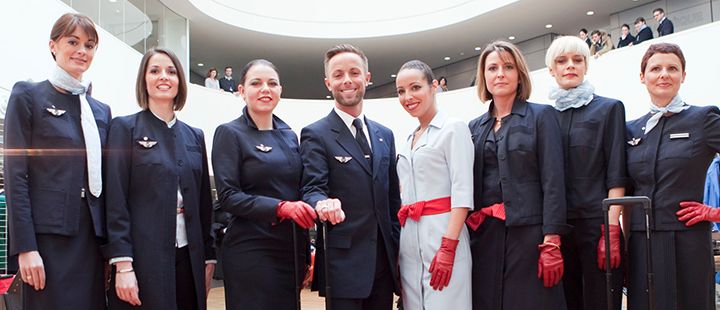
xmin=545 ymin=36 xmax=592 ymax=69
xmin=476 ymin=41 xmax=532 ymax=102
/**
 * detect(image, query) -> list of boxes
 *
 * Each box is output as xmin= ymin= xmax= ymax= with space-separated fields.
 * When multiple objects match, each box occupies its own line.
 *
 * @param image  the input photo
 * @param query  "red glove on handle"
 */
xmin=676 ymin=201 xmax=720 ymax=227
xmin=429 ymin=237 xmax=459 ymax=291
xmin=276 ymin=201 xmax=317 ymax=229
xmin=537 ymin=235 xmax=563 ymax=288
xmin=597 ymin=224 xmax=621 ymax=271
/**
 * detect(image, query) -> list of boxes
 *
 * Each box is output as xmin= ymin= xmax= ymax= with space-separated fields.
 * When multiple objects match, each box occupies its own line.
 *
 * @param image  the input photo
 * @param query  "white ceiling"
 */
xmin=163 ymin=0 xmax=655 ymax=99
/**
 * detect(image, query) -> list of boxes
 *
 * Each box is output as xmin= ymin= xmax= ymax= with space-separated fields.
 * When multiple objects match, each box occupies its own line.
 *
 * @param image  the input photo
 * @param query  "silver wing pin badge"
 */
xmin=627 ymin=137 xmax=641 ymax=146
xmin=334 ymin=156 xmax=352 ymax=163
xmin=137 ymin=136 xmax=158 ymax=148
xmin=255 ymin=144 xmax=272 ymax=152
xmin=46 ymin=105 xmax=66 ymax=116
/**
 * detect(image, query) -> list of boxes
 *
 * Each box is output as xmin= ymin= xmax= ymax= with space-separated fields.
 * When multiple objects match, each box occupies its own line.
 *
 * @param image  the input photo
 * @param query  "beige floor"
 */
xmin=207 ymin=287 xmax=326 ymax=310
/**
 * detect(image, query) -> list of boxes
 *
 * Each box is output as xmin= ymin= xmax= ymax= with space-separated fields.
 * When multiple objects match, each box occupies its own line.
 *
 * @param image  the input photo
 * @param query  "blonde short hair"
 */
xmin=476 ymin=41 xmax=532 ymax=102
xmin=545 ymin=36 xmax=592 ymax=68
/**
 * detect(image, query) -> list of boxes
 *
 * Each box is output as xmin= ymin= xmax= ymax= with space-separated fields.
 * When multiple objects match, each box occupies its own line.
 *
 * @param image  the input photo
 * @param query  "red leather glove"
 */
xmin=276 ymin=201 xmax=317 ymax=229
xmin=428 ymin=237 xmax=458 ymax=291
xmin=676 ymin=201 xmax=720 ymax=227
xmin=537 ymin=234 xmax=563 ymax=288
xmin=597 ymin=224 xmax=621 ymax=271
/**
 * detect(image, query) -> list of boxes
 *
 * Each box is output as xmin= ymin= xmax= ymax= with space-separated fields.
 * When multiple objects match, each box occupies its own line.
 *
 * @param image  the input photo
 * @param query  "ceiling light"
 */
xmin=508 ymin=36 xmax=516 ymax=40
xmin=545 ymin=24 xmax=553 ymax=29
xmin=368 ymin=82 xmax=373 ymax=85
xmin=197 ymin=63 xmax=204 ymax=67
xmin=444 ymin=56 xmax=451 ymax=61
xmin=390 ymin=74 xmax=397 ymax=78
xmin=325 ymin=95 xmax=331 ymax=99
xmin=474 ymin=46 xmax=481 ymax=51
xmin=115 ymin=9 xmax=120 ymax=13
xmin=109 ymin=0 xmax=117 ymax=2
xmin=586 ymin=11 xmax=594 ymax=16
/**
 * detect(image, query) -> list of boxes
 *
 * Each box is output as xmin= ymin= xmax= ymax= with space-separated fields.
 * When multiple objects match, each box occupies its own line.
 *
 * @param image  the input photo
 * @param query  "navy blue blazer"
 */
xmin=469 ymin=99 xmax=570 ymax=235
xmin=300 ymin=110 xmax=401 ymax=299
xmin=3 ymin=80 xmax=111 ymax=255
xmin=212 ymin=108 xmax=308 ymax=253
xmin=218 ymin=77 xmax=236 ymax=93
xmin=657 ymin=18 xmax=674 ymax=37
xmin=635 ymin=26 xmax=654 ymax=44
xmin=103 ymin=110 xmax=214 ymax=309
xmin=626 ymin=105 xmax=720 ymax=231
xmin=618 ymin=34 xmax=635 ymax=48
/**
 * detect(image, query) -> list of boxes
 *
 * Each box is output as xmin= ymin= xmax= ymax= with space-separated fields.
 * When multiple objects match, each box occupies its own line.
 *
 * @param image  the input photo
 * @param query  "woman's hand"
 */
xmin=677 ymin=201 xmax=720 ymax=226
xmin=19 ymin=251 xmax=45 ymax=290
xmin=115 ymin=262 xmax=141 ymax=306
xmin=205 ymin=263 xmax=216 ymax=297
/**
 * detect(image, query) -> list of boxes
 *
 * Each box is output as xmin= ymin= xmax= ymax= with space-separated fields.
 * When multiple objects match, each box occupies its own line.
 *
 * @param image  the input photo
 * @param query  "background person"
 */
xmin=219 ymin=66 xmax=236 ymax=93
xmin=653 ymin=8 xmax=674 ymax=37
xmin=634 ymin=17 xmax=654 ymax=45
xmin=617 ymin=24 xmax=635 ymax=48
xmin=625 ymin=43 xmax=719 ymax=310
xmin=3 ymin=12 xmax=110 ymax=309
xmin=104 ymin=48 xmax=216 ymax=310
xmin=467 ymin=40 xmax=569 ymax=310
xmin=204 ymin=67 xmax=220 ymax=90
xmin=212 ymin=59 xmax=315 ymax=310
xmin=546 ymin=36 xmax=627 ymax=310
xmin=395 ymin=60 xmax=472 ymax=309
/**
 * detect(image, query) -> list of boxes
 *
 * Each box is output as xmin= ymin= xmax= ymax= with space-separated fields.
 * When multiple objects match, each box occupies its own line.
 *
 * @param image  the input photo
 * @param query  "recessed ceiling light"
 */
xmin=368 ymin=82 xmax=373 ymax=85
xmin=390 ymin=74 xmax=397 ymax=78
xmin=545 ymin=24 xmax=553 ymax=29
xmin=325 ymin=95 xmax=331 ymax=99
xmin=586 ymin=11 xmax=594 ymax=16
xmin=474 ymin=46 xmax=481 ymax=51
xmin=197 ymin=63 xmax=204 ymax=67
xmin=508 ymin=36 xmax=516 ymax=40
xmin=443 ymin=56 xmax=451 ymax=61
xmin=109 ymin=0 xmax=117 ymax=2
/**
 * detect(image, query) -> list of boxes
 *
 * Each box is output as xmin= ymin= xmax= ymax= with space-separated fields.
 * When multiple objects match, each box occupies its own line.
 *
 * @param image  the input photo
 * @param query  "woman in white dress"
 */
xmin=395 ymin=60 xmax=473 ymax=309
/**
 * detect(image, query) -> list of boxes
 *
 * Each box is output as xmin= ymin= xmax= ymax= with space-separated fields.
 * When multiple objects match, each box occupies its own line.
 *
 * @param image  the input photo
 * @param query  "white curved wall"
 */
xmin=2 ymin=0 xmax=719 ymax=173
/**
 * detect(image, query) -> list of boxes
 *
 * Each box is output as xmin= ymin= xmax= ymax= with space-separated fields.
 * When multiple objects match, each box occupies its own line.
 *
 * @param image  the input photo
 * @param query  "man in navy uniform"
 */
xmin=300 ymin=44 xmax=401 ymax=310
xmin=218 ymin=66 xmax=236 ymax=93
xmin=633 ymin=17 xmax=654 ymax=45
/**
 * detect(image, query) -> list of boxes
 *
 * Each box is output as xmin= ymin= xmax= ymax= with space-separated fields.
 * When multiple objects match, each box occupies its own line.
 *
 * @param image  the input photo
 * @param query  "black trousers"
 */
xmin=329 ymin=232 xmax=394 ymax=310
xmin=176 ymin=246 xmax=198 ymax=310
xmin=470 ymin=218 xmax=566 ymax=310
xmin=562 ymin=218 xmax=623 ymax=310
xmin=627 ymin=229 xmax=715 ymax=310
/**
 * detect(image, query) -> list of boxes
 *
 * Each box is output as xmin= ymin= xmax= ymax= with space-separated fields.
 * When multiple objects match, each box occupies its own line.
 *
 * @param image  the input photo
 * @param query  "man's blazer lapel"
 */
xmin=329 ymin=111 xmax=372 ymax=175
xmin=367 ymin=120 xmax=388 ymax=179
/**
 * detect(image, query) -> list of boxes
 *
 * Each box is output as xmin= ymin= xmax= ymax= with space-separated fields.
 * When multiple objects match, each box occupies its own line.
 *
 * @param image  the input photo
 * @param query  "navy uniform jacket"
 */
xmin=103 ymin=110 xmax=215 ymax=310
xmin=4 ymin=80 xmax=110 ymax=255
xmin=618 ymin=34 xmax=635 ymax=48
xmin=555 ymin=96 xmax=628 ymax=219
xmin=635 ymin=27 xmax=654 ymax=45
xmin=469 ymin=99 xmax=570 ymax=235
xmin=626 ymin=105 xmax=720 ymax=231
xmin=212 ymin=108 xmax=307 ymax=253
xmin=218 ymin=77 xmax=236 ymax=93
xmin=657 ymin=18 xmax=674 ymax=37
xmin=300 ymin=110 xmax=401 ymax=299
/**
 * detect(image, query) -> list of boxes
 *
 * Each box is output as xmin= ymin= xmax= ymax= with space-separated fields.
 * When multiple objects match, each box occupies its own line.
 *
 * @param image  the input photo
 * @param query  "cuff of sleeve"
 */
xmin=205 ymin=260 xmax=217 ymax=264
xmin=542 ymin=223 xmax=573 ymax=236
xmin=606 ymin=177 xmax=629 ymax=190
xmin=109 ymin=257 xmax=134 ymax=265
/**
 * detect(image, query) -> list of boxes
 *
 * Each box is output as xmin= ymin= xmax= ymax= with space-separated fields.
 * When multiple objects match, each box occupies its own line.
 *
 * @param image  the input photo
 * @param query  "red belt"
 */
xmin=398 ymin=197 xmax=451 ymax=226
xmin=465 ymin=203 xmax=506 ymax=231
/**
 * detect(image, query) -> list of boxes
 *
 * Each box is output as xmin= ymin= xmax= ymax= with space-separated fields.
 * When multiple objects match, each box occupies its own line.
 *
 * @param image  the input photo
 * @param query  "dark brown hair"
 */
xmin=398 ymin=60 xmax=435 ymax=86
xmin=323 ymin=44 xmax=369 ymax=75
xmin=50 ymin=13 xmax=98 ymax=60
xmin=476 ymin=41 xmax=532 ymax=102
xmin=206 ymin=67 xmax=217 ymax=78
xmin=239 ymin=59 xmax=280 ymax=86
xmin=135 ymin=48 xmax=187 ymax=111
xmin=640 ymin=43 xmax=686 ymax=73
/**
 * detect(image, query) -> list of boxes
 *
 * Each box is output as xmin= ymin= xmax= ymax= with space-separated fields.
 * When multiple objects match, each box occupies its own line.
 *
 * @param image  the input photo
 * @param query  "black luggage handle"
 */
xmin=601 ymin=196 xmax=655 ymax=310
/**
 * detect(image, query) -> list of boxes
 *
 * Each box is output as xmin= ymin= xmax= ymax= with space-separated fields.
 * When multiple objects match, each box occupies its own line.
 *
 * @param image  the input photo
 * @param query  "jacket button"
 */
xmin=178 ymin=160 xmax=183 ymax=167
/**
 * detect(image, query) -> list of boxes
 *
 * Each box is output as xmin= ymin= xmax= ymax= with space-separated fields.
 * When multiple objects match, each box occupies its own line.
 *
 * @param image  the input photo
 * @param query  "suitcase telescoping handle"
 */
xmin=601 ymin=196 xmax=655 ymax=310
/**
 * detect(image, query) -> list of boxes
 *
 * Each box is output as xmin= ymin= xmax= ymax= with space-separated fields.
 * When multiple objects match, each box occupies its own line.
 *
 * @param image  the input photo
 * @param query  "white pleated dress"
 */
xmin=396 ymin=112 xmax=473 ymax=310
